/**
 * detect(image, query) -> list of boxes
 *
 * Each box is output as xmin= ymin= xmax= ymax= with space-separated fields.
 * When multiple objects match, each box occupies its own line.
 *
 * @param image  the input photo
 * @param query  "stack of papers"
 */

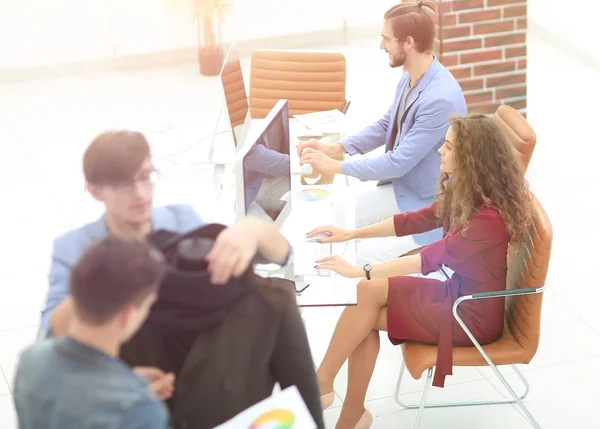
xmin=294 ymin=109 xmax=348 ymax=134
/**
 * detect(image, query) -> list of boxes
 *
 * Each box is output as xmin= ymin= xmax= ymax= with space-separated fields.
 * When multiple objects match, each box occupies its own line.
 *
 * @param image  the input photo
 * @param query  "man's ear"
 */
xmin=87 ymin=182 xmax=104 ymax=202
xmin=405 ymin=36 xmax=415 ymax=49
xmin=118 ymin=305 xmax=135 ymax=330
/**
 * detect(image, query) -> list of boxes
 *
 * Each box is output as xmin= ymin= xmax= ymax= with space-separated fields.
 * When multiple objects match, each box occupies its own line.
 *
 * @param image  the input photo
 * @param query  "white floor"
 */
xmin=1 ymin=30 xmax=599 ymax=428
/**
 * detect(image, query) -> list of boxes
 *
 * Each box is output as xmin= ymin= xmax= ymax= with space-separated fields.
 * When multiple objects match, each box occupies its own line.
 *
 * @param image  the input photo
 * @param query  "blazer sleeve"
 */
xmin=393 ymin=203 xmax=440 ymax=237
xmin=420 ymin=208 xmax=508 ymax=275
xmin=341 ymin=97 xmax=454 ymax=181
xmin=270 ymin=292 xmax=325 ymax=429
xmin=40 ymin=239 xmax=72 ymax=337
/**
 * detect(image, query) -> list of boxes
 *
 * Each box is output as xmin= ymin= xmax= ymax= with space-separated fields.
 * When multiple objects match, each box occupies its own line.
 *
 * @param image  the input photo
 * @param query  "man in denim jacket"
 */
xmin=14 ymin=237 xmax=170 ymax=429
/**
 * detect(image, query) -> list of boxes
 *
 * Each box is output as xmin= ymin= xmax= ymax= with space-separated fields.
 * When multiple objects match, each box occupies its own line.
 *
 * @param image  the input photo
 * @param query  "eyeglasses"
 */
xmin=107 ymin=170 xmax=158 ymax=193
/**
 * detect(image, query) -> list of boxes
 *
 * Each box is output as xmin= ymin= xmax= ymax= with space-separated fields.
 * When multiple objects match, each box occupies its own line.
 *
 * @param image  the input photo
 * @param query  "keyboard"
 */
xmin=294 ymin=240 xmax=333 ymax=277
xmin=290 ymin=196 xmax=336 ymax=277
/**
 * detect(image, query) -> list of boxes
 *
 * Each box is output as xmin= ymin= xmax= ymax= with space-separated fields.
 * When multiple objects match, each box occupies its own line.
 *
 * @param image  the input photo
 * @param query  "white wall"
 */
xmin=0 ymin=0 xmax=398 ymax=68
xmin=529 ymin=0 xmax=600 ymax=62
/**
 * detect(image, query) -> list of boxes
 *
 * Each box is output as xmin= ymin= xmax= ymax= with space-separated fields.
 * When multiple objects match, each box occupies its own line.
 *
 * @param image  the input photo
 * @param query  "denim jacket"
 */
xmin=13 ymin=337 xmax=168 ymax=429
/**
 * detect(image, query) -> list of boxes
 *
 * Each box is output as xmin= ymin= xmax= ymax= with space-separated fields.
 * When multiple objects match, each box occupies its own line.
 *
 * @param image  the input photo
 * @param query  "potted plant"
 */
xmin=171 ymin=0 xmax=233 ymax=75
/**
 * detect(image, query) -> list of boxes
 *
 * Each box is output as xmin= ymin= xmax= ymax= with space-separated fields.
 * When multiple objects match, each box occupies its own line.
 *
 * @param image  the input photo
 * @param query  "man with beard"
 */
xmin=299 ymin=1 xmax=467 ymax=261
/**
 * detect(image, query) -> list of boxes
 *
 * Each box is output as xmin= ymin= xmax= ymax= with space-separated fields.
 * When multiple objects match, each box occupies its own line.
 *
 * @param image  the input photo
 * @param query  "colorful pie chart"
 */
xmin=296 ymin=189 xmax=329 ymax=201
xmin=249 ymin=409 xmax=295 ymax=429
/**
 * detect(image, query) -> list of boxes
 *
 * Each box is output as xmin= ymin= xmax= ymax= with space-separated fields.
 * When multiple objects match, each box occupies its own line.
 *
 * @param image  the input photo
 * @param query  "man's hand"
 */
xmin=300 ymin=148 xmax=342 ymax=175
xmin=134 ymin=366 xmax=176 ymax=401
xmin=206 ymin=218 xmax=261 ymax=285
xmin=297 ymin=139 xmax=344 ymax=158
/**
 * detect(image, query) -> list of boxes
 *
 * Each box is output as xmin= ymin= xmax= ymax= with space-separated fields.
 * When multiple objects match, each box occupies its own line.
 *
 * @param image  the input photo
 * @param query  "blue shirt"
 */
xmin=13 ymin=337 xmax=168 ymax=429
xmin=40 ymin=205 xmax=205 ymax=337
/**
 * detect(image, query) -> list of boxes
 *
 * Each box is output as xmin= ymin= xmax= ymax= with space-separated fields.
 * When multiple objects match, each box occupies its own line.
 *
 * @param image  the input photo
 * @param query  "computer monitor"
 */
xmin=235 ymin=99 xmax=291 ymax=227
xmin=219 ymin=42 xmax=251 ymax=148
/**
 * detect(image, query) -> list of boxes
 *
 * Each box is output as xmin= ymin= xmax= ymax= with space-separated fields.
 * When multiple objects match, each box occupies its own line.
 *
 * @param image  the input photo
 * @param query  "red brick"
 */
xmin=459 ymin=9 xmax=502 ymax=24
xmin=449 ymin=65 xmax=473 ymax=79
xmin=468 ymin=102 xmax=502 ymax=115
xmin=465 ymin=90 xmax=494 ymax=105
xmin=443 ymin=14 xmax=457 ymax=27
xmin=517 ymin=58 xmax=527 ymax=70
xmin=506 ymin=45 xmax=527 ymax=58
xmin=485 ymin=32 xmax=526 ymax=48
xmin=452 ymin=0 xmax=485 ymax=11
xmin=517 ymin=17 xmax=527 ymax=30
xmin=505 ymin=98 xmax=527 ymax=110
xmin=439 ymin=2 xmax=453 ymax=14
xmin=442 ymin=54 xmax=459 ymax=67
xmin=488 ymin=0 xmax=524 ymax=6
xmin=505 ymin=5 xmax=527 ymax=18
xmin=473 ymin=21 xmax=514 ymax=35
xmin=444 ymin=25 xmax=472 ymax=39
xmin=474 ymin=60 xmax=516 ymax=76
xmin=445 ymin=38 xmax=482 ymax=53
xmin=496 ymin=85 xmax=527 ymax=100
xmin=487 ymin=72 xmax=526 ymax=87
xmin=458 ymin=78 xmax=484 ymax=91
xmin=460 ymin=49 xmax=503 ymax=64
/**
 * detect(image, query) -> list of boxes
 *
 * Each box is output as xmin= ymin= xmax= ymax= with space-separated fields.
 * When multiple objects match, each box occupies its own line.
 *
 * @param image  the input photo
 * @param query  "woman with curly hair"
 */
xmin=307 ymin=113 xmax=532 ymax=429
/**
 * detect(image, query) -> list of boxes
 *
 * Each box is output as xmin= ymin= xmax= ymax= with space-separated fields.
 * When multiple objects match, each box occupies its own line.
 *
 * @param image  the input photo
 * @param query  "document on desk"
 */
xmin=294 ymin=109 xmax=347 ymax=134
xmin=213 ymin=385 xmax=317 ymax=429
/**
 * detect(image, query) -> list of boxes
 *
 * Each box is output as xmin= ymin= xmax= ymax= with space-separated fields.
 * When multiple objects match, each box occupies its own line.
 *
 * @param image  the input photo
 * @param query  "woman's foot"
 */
xmin=317 ymin=369 xmax=335 ymax=409
xmin=320 ymin=391 xmax=335 ymax=409
xmin=354 ymin=409 xmax=373 ymax=429
xmin=335 ymin=408 xmax=373 ymax=429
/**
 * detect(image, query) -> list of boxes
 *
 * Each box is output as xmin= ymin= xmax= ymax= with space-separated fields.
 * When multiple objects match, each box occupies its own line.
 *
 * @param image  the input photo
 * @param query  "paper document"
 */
xmin=214 ymin=385 xmax=317 ymax=429
xmin=293 ymin=109 xmax=347 ymax=134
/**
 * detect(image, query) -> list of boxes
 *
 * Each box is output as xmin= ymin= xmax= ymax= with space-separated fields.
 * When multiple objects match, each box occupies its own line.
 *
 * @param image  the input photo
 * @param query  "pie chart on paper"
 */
xmin=295 ymin=189 xmax=330 ymax=202
xmin=249 ymin=409 xmax=295 ymax=429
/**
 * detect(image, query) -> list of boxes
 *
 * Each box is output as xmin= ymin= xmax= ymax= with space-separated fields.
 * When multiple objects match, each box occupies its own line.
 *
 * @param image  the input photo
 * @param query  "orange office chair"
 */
xmin=249 ymin=50 xmax=348 ymax=119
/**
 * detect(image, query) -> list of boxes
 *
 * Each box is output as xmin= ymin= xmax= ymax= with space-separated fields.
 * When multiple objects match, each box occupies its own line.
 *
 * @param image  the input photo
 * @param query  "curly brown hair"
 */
xmin=435 ymin=114 xmax=532 ymax=243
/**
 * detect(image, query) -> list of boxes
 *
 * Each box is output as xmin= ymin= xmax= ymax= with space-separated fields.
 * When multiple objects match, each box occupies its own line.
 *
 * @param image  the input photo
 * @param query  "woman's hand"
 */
xmin=315 ymin=255 xmax=362 ymax=278
xmin=306 ymin=225 xmax=354 ymax=243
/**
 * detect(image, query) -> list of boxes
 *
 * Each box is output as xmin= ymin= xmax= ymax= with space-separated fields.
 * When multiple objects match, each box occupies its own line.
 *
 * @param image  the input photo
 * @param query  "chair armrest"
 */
xmin=471 ymin=287 xmax=539 ymax=299
xmin=342 ymin=100 xmax=351 ymax=114
xmin=449 ymin=285 xmax=546 ymax=365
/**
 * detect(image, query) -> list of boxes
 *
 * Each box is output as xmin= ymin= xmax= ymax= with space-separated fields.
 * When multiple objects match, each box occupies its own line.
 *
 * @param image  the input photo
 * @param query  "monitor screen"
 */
xmin=235 ymin=100 xmax=291 ymax=226
xmin=220 ymin=42 xmax=251 ymax=148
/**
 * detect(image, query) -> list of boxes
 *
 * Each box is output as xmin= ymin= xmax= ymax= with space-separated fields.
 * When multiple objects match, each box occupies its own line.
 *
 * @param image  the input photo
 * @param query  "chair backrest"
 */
xmin=221 ymin=58 xmax=249 ymax=127
xmin=493 ymin=105 xmax=536 ymax=173
xmin=249 ymin=50 xmax=346 ymax=118
xmin=505 ymin=195 xmax=552 ymax=362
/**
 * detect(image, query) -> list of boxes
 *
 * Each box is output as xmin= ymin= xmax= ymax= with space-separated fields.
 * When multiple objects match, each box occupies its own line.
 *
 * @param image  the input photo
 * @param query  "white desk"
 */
xmin=253 ymin=119 xmax=358 ymax=307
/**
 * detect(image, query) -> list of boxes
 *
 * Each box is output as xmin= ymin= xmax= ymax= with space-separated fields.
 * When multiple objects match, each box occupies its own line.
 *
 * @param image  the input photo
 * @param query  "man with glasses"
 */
xmin=39 ymin=130 xmax=292 ymax=398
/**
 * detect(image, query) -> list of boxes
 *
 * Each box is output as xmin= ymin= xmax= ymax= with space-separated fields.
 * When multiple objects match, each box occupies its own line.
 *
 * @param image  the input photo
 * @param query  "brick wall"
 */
xmin=437 ymin=0 xmax=527 ymax=115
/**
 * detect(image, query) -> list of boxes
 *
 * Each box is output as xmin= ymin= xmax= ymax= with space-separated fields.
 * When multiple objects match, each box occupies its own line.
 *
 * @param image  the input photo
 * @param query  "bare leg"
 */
xmin=316 ymin=278 xmax=389 ymax=396
xmin=335 ymin=308 xmax=388 ymax=429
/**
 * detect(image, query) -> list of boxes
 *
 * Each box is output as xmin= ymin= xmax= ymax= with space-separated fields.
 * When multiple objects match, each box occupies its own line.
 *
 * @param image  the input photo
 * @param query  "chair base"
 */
xmin=395 ymin=363 xmax=541 ymax=429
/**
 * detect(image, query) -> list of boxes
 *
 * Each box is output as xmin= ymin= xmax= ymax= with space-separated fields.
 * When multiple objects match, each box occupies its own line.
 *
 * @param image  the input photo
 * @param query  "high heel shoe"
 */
xmin=320 ymin=391 xmax=334 ymax=409
xmin=354 ymin=409 xmax=373 ymax=429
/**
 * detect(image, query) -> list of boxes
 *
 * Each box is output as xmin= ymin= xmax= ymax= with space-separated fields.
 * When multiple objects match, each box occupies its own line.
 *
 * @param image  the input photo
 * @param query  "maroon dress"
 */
xmin=387 ymin=203 xmax=509 ymax=387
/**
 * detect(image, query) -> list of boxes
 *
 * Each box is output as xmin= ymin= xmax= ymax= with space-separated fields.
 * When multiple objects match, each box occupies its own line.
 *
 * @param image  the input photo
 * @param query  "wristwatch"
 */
xmin=363 ymin=263 xmax=372 ymax=280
